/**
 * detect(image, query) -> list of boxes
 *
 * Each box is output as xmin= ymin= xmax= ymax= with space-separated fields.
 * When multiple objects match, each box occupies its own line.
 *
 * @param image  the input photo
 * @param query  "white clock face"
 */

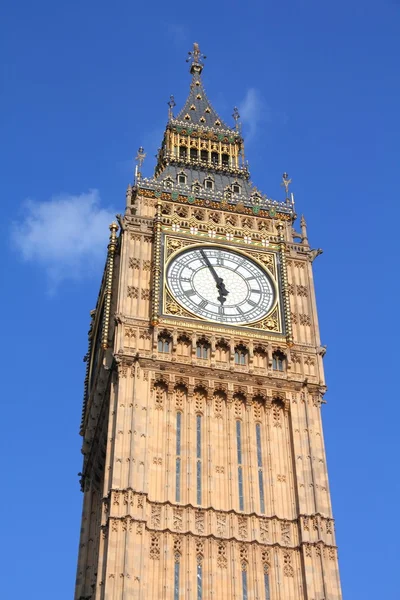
xmin=166 ymin=246 xmax=275 ymax=325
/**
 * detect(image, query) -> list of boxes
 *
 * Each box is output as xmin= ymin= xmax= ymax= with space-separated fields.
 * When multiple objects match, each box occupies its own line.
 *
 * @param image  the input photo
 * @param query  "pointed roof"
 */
xmin=173 ymin=43 xmax=231 ymax=131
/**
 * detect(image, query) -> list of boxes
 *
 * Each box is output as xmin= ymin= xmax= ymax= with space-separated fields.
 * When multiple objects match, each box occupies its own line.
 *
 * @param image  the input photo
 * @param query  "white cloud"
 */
xmin=239 ymin=88 xmax=271 ymax=142
xmin=11 ymin=190 xmax=116 ymax=290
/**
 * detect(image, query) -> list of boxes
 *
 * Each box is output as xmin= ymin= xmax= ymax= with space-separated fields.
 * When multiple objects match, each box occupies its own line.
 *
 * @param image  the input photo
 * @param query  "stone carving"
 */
xmin=143 ymin=260 xmax=151 ymax=271
xmin=111 ymin=519 xmax=118 ymax=532
xmin=113 ymin=491 xmax=120 ymax=506
xmin=149 ymin=533 xmax=160 ymax=560
xmin=123 ymin=490 xmax=134 ymax=507
xmin=299 ymin=313 xmax=311 ymax=326
xmin=239 ymin=543 xmax=248 ymax=569
xmin=260 ymin=519 xmax=269 ymax=542
xmin=154 ymin=383 xmax=166 ymax=410
xmin=195 ymin=538 xmax=204 ymax=563
xmin=281 ymin=521 xmax=291 ymax=545
xmin=195 ymin=511 xmax=205 ymax=534
xmin=141 ymin=289 xmax=151 ymax=300
xmin=194 ymin=389 xmax=205 ymax=413
xmin=173 ymin=508 xmax=183 ymax=531
xmin=175 ymin=386 xmax=186 ymax=410
xmin=297 ymin=284 xmax=308 ymax=296
xmin=277 ymin=474 xmax=286 ymax=482
xmin=283 ymin=551 xmax=294 ymax=577
xmin=173 ymin=535 xmax=182 ymax=561
xmin=127 ymin=286 xmax=139 ymax=299
xmin=303 ymin=516 xmax=310 ymax=531
xmin=217 ymin=541 xmax=227 ymax=568
xmin=137 ymin=495 xmax=144 ymax=509
xmin=261 ymin=548 xmax=271 ymax=570
xmin=153 ymin=456 xmax=162 ymax=465
xmin=326 ymin=519 xmax=333 ymax=535
xmin=129 ymin=257 xmax=140 ymax=269
xmin=291 ymin=312 xmax=298 ymax=324
xmin=215 ymin=466 xmax=225 ymax=474
xmin=304 ymin=544 xmax=312 ymax=558
xmin=151 ymin=505 xmax=161 ymax=528
xmin=288 ymin=283 xmax=295 ymax=295
xmin=272 ymin=402 xmax=282 ymax=428
xmin=238 ymin=516 xmax=248 ymax=539
xmin=328 ymin=547 xmax=336 ymax=561
xmin=216 ymin=513 xmax=226 ymax=536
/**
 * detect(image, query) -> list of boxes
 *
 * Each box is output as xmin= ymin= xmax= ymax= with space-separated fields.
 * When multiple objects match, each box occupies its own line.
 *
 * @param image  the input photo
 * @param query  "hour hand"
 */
xmin=216 ymin=280 xmax=228 ymax=304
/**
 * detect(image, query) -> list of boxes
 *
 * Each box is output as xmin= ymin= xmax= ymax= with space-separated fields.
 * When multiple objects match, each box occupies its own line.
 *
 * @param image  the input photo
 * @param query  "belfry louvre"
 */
xmin=75 ymin=43 xmax=342 ymax=600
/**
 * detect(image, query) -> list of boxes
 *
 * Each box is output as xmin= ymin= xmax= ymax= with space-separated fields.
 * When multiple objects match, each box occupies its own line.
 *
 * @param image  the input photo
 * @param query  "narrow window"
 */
xmin=222 ymin=153 xmax=229 ymax=167
xmin=197 ymin=563 xmax=203 ymax=600
xmin=179 ymin=146 xmax=187 ymax=158
xmin=190 ymin=148 xmax=198 ymax=159
xmin=236 ymin=420 xmax=244 ymax=510
xmin=176 ymin=412 xmax=182 ymax=502
xmin=235 ymin=345 xmax=248 ymax=365
xmin=205 ymin=179 xmax=213 ymax=190
xmin=272 ymin=351 xmax=285 ymax=371
xmin=233 ymin=183 xmax=240 ymax=193
xmin=264 ymin=572 xmax=270 ymax=600
xmin=201 ymin=149 xmax=208 ymax=162
xmin=196 ymin=340 xmax=210 ymax=359
xmin=256 ymin=423 xmax=265 ymax=513
xmin=178 ymin=174 xmax=186 ymax=184
xmin=211 ymin=151 xmax=218 ymax=164
xmin=174 ymin=561 xmax=180 ymax=600
xmin=158 ymin=336 xmax=171 ymax=353
xmin=196 ymin=414 xmax=202 ymax=505
xmin=242 ymin=568 xmax=248 ymax=600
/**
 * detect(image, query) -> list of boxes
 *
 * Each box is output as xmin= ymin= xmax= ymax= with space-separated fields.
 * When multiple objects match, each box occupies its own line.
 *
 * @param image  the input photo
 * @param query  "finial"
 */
xmin=300 ymin=215 xmax=308 ymax=245
xmin=135 ymin=146 xmax=146 ymax=182
xmin=232 ymin=107 xmax=241 ymax=132
xmin=186 ymin=42 xmax=206 ymax=75
xmin=168 ymin=95 xmax=176 ymax=120
xmin=281 ymin=172 xmax=292 ymax=199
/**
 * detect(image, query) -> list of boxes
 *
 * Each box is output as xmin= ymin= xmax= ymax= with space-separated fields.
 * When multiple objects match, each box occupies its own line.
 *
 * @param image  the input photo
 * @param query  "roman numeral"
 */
xmin=248 ymin=299 xmax=258 ymax=307
xmin=250 ymin=288 xmax=261 ymax=294
xmin=199 ymin=299 xmax=208 ymax=309
xmin=184 ymin=289 xmax=196 ymax=297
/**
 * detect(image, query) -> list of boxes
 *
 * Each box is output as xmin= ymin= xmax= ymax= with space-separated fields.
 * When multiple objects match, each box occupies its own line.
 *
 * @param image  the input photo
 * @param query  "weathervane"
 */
xmin=135 ymin=146 xmax=146 ymax=182
xmin=232 ymin=106 xmax=241 ymax=132
xmin=186 ymin=42 xmax=206 ymax=74
xmin=167 ymin=95 xmax=176 ymax=120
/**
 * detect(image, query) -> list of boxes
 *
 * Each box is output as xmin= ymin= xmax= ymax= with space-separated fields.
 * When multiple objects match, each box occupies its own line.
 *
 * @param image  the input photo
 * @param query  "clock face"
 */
xmin=166 ymin=246 xmax=275 ymax=325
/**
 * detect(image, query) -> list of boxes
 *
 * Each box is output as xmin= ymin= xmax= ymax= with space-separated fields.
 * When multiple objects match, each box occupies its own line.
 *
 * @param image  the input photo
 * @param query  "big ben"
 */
xmin=75 ymin=43 xmax=343 ymax=600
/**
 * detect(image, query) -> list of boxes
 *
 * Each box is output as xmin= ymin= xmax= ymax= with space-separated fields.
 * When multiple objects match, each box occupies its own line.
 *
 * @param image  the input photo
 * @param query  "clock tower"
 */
xmin=75 ymin=44 xmax=343 ymax=600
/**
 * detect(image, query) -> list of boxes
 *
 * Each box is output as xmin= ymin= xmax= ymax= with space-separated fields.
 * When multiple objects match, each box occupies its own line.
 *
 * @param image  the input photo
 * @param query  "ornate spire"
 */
xmin=175 ymin=42 xmax=230 ymax=130
xmin=186 ymin=42 xmax=206 ymax=75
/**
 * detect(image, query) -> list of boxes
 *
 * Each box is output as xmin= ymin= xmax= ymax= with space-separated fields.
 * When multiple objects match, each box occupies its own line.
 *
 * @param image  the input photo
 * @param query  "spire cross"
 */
xmin=135 ymin=146 xmax=146 ymax=181
xmin=168 ymin=95 xmax=176 ymax=120
xmin=232 ymin=106 xmax=241 ymax=132
xmin=186 ymin=42 xmax=206 ymax=74
xmin=281 ymin=172 xmax=292 ymax=197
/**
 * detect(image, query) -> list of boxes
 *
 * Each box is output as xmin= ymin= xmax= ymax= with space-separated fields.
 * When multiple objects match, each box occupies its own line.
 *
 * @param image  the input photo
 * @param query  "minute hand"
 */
xmin=199 ymin=250 xmax=229 ymax=304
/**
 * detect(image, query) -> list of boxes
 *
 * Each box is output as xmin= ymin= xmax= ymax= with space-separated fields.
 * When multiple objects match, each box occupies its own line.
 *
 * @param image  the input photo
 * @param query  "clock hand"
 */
xmin=199 ymin=250 xmax=229 ymax=304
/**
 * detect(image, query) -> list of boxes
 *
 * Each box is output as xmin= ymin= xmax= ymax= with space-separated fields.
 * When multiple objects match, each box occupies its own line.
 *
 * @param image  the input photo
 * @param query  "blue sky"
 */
xmin=1 ymin=1 xmax=399 ymax=598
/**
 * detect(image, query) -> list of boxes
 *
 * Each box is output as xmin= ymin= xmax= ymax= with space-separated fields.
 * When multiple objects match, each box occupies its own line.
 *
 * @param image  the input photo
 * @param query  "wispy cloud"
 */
xmin=166 ymin=23 xmax=188 ymax=46
xmin=239 ymin=88 xmax=272 ymax=142
xmin=11 ymin=190 xmax=116 ymax=291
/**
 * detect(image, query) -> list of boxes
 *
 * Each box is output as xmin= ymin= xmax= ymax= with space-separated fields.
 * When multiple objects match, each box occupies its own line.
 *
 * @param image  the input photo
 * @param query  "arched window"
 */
xmin=190 ymin=147 xmax=198 ymax=160
xmin=222 ymin=153 xmax=229 ymax=167
xmin=215 ymin=339 xmax=229 ymax=363
xmin=204 ymin=178 xmax=214 ymax=190
xmin=272 ymin=350 xmax=286 ymax=372
xmin=232 ymin=183 xmax=241 ymax=194
xmin=196 ymin=339 xmax=210 ymax=359
xmin=235 ymin=344 xmax=248 ymax=366
xmin=158 ymin=333 xmax=172 ymax=353
xmin=179 ymin=146 xmax=187 ymax=159
xmin=200 ymin=149 xmax=208 ymax=162
xmin=211 ymin=151 xmax=218 ymax=165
